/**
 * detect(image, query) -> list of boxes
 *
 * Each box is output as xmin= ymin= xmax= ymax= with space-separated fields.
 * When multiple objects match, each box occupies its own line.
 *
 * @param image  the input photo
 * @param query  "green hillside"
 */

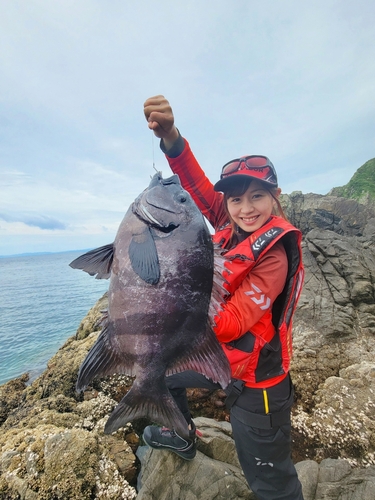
xmin=330 ymin=158 xmax=375 ymax=204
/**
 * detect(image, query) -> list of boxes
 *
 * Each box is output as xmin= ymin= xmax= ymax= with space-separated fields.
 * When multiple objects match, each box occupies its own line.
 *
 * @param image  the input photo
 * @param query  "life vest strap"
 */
xmin=225 ymin=379 xmax=245 ymax=409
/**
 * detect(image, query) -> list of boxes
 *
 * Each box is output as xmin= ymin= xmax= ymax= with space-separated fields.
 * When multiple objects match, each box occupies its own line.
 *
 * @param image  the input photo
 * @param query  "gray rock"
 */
xmin=137 ymin=448 xmax=254 ymax=500
xmin=137 ymin=422 xmax=255 ymax=500
xmin=136 ymin=422 xmax=375 ymax=500
xmin=194 ymin=416 xmax=241 ymax=469
xmin=282 ymin=192 xmax=375 ymax=237
xmin=290 ymin=222 xmax=375 ymax=420
xmin=315 ymin=459 xmax=375 ymax=500
xmin=295 ymin=460 xmax=319 ymax=500
xmin=317 ymin=458 xmax=351 ymax=483
xmin=137 ymin=418 xmax=254 ymax=499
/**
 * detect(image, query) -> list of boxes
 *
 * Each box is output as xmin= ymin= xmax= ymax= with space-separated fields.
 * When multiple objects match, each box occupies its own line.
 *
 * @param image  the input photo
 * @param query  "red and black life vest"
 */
xmin=213 ymin=216 xmax=304 ymax=388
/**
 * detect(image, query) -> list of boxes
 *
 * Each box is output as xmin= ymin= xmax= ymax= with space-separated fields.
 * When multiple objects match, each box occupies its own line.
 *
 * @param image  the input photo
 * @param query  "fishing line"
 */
xmin=151 ymin=131 xmax=158 ymax=173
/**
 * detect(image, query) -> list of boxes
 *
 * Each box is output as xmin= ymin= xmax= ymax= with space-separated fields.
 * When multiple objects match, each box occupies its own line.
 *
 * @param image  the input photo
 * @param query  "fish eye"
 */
xmin=178 ymin=195 xmax=187 ymax=203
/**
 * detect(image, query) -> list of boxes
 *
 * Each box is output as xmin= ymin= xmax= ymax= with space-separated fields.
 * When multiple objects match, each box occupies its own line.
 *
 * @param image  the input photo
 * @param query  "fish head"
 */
xmin=132 ymin=172 xmax=198 ymax=231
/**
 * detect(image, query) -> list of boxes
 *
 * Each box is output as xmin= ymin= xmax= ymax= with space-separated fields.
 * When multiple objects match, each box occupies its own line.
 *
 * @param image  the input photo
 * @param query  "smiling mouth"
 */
xmin=241 ymin=215 xmax=259 ymax=223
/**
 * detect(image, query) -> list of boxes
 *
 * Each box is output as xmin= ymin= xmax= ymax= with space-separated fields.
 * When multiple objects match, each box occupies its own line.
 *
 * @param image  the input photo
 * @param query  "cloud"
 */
xmin=0 ymin=0 xmax=374 ymax=255
xmin=0 ymin=212 xmax=66 ymax=230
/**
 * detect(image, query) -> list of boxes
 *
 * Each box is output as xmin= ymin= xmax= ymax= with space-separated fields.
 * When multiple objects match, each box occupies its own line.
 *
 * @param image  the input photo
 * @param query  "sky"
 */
xmin=0 ymin=0 xmax=374 ymax=256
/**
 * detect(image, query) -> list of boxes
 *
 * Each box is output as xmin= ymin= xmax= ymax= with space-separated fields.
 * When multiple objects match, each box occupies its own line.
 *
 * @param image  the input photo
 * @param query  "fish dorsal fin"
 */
xmin=208 ymin=244 xmax=230 ymax=327
xmin=69 ymin=243 xmax=114 ymax=279
xmin=129 ymin=225 xmax=160 ymax=285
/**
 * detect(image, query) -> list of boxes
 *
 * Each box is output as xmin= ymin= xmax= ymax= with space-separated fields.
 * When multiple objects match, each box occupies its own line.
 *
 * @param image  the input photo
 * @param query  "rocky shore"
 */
xmin=1 ymin=163 xmax=375 ymax=499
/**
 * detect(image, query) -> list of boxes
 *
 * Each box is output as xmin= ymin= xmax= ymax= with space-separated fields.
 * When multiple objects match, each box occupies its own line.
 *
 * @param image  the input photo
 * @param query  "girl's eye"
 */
xmin=229 ymin=197 xmax=241 ymax=203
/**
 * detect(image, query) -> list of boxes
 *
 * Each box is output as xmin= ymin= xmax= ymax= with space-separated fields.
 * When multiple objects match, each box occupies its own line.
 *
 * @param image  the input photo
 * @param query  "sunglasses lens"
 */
xmin=244 ymin=156 xmax=269 ymax=167
xmin=221 ymin=156 xmax=270 ymax=178
xmin=221 ymin=161 xmax=241 ymax=177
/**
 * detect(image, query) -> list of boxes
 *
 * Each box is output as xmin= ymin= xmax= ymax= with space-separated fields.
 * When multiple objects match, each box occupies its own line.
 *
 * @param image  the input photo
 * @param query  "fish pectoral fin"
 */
xmin=76 ymin=324 xmax=135 ymax=392
xmin=104 ymin=378 xmax=190 ymax=439
xmin=69 ymin=243 xmax=114 ymax=279
xmin=129 ymin=226 xmax=160 ymax=285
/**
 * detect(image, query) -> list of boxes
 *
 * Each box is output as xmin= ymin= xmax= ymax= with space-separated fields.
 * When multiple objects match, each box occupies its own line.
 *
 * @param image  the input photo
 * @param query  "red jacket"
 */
xmin=166 ymin=139 xmax=304 ymax=388
xmin=213 ymin=219 xmax=303 ymax=387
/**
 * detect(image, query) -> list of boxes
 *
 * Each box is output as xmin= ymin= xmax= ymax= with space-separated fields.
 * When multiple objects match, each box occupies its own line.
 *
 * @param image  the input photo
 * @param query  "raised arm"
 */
xmin=143 ymin=95 xmax=228 ymax=230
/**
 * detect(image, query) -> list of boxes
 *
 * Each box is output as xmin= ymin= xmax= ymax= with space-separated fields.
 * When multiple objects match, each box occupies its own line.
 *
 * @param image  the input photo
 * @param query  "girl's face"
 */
xmin=226 ymin=180 xmax=279 ymax=233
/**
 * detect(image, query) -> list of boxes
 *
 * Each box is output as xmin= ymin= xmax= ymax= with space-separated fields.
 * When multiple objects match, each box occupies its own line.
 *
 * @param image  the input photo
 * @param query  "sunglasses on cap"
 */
xmin=220 ymin=155 xmax=278 ymax=187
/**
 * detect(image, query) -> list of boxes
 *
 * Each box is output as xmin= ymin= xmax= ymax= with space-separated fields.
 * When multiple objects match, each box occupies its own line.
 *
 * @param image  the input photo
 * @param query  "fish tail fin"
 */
xmin=104 ymin=377 xmax=189 ymax=439
xmin=76 ymin=324 xmax=134 ymax=392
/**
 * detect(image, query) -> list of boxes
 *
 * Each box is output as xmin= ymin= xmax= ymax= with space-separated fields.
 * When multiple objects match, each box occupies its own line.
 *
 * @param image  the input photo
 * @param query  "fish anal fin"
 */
xmin=76 ymin=324 xmax=135 ymax=392
xmin=166 ymin=325 xmax=231 ymax=389
xmin=129 ymin=226 xmax=160 ymax=285
xmin=69 ymin=243 xmax=114 ymax=279
xmin=104 ymin=377 xmax=189 ymax=439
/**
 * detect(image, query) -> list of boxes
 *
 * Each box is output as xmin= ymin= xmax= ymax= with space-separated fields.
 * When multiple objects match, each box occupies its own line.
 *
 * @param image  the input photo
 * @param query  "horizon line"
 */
xmin=0 ymin=248 xmax=93 ymax=259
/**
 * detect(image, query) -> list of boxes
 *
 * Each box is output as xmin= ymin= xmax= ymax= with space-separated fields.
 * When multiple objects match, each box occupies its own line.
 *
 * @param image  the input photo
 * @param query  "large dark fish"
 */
xmin=70 ymin=173 xmax=231 ymax=438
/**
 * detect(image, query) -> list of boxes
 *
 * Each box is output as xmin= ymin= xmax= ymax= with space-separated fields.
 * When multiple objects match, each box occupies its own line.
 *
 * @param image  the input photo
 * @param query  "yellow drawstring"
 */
xmin=263 ymin=389 xmax=269 ymax=414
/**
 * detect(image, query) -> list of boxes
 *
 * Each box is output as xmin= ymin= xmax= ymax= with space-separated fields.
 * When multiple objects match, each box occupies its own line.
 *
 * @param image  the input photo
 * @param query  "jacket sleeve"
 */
xmin=214 ymin=242 xmax=288 ymax=343
xmin=163 ymin=137 xmax=229 ymax=230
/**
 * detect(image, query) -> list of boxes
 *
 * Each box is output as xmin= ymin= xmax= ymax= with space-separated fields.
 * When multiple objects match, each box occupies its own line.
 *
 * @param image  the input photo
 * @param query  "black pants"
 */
xmin=166 ymin=372 xmax=304 ymax=500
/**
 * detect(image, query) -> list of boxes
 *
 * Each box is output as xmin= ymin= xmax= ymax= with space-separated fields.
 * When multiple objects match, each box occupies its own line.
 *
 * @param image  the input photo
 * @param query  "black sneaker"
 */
xmin=143 ymin=422 xmax=197 ymax=461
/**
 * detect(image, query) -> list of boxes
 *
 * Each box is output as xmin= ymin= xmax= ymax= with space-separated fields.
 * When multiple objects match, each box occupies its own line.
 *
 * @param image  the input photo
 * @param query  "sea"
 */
xmin=0 ymin=250 xmax=109 ymax=386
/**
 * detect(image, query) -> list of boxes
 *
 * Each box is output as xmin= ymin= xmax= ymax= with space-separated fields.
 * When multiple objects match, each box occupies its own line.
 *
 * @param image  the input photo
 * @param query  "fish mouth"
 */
xmin=133 ymin=202 xmax=180 ymax=232
xmin=132 ymin=172 xmax=186 ymax=231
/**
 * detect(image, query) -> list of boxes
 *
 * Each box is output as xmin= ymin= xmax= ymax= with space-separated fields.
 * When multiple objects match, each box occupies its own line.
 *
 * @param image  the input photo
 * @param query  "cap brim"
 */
xmin=214 ymin=174 xmax=276 ymax=193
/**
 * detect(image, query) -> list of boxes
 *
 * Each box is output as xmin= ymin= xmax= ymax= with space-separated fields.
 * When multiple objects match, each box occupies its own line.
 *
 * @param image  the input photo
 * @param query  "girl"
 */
xmin=142 ymin=95 xmax=305 ymax=500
